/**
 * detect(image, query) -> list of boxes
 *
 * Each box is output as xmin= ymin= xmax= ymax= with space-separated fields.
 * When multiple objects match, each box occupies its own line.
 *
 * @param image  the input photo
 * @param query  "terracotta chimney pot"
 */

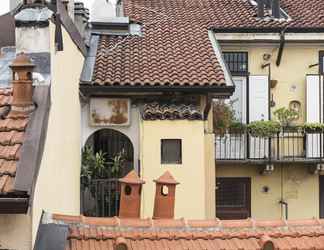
xmin=153 ymin=171 xmax=179 ymax=219
xmin=9 ymin=53 xmax=35 ymax=113
xmin=118 ymin=170 xmax=145 ymax=218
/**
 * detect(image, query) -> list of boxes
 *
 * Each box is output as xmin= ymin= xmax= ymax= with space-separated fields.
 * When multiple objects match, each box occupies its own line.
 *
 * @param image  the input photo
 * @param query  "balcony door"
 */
xmin=216 ymin=177 xmax=251 ymax=219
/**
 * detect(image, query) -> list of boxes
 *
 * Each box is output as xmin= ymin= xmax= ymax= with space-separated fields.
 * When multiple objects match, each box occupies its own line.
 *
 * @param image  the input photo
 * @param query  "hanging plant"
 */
xmin=247 ymin=120 xmax=281 ymax=138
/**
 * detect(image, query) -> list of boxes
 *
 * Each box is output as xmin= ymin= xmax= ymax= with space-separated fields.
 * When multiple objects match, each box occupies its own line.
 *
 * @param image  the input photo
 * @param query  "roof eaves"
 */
xmin=79 ymin=84 xmax=235 ymax=97
xmin=208 ymin=30 xmax=234 ymax=89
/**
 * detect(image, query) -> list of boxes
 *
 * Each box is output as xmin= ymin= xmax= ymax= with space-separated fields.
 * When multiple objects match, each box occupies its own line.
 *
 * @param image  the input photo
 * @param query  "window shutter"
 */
xmin=249 ymin=75 xmax=269 ymax=158
xmin=306 ymin=75 xmax=323 ymax=158
xmin=248 ymin=75 xmax=269 ymax=122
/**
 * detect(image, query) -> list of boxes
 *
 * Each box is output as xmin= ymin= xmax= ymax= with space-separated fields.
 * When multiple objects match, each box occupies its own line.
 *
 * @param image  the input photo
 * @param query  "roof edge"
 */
xmin=79 ymin=84 xmax=235 ymax=97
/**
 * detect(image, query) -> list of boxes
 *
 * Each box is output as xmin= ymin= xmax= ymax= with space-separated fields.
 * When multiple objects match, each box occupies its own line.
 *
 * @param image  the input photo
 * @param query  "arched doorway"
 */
xmin=81 ymin=129 xmax=134 ymax=217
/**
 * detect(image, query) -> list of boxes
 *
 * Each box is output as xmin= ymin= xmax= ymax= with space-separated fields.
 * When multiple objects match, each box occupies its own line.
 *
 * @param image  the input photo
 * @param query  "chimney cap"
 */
xmin=154 ymin=171 xmax=179 ymax=185
xmin=119 ymin=170 xmax=145 ymax=184
xmin=10 ymin=53 xmax=35 ymax=68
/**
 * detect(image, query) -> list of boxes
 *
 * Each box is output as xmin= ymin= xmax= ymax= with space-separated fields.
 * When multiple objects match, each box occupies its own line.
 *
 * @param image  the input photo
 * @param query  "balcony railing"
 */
xmin=81 ymin=178 xmax=120 ymax=217
xmin=215 ymin=127 xmax=324 ymax=162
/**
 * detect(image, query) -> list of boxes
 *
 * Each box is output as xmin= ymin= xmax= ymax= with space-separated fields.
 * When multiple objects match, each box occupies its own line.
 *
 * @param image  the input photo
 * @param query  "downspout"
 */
xmin=203 ymin=94 xmax=212 ymax=120
xmin=279 ymin=200 xmax=288 ymax=220
xmin=276 ymin=28 xmax=286 ymax=66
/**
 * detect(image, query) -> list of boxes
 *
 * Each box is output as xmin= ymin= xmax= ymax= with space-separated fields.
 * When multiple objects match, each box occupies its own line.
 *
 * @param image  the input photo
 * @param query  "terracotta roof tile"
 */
xmin=90 ymin=0 xmax=324 ymax=88
xmin=0 ymin=89 xmax=31 ymax=196
xmin=50 ymin=214 xmax=324 ymax=250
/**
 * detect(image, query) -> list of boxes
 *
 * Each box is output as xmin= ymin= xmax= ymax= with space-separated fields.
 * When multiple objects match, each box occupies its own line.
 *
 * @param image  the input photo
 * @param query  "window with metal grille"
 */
xmin=216 ymin=177 xmax=251 ymax=219
xmin=223 ymin=52 xmax=248 ymax=75
xmin=161 ymin=139 xmax=182 ymax=164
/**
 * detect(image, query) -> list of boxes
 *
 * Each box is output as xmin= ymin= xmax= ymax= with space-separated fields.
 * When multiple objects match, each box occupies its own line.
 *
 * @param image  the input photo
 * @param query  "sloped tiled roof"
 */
xmin=42 ymin=214 xmax=324 ymax=250
xmin=209 ymin=0 xmax=324 ymax=31
xmin=0 ymin=89 xmax=30 ymax=196
xmin=90 ymin=0 xmax=324 ymax=88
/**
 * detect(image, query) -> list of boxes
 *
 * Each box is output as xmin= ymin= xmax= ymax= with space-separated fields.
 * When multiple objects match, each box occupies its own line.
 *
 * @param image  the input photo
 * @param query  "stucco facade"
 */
xmin=31 ymin=22 xmax=84 ymax=243
xmin=216 ymin=43 xmax=324 ymax=220
xmin=140 ymin=120 xmax=209 ymax=219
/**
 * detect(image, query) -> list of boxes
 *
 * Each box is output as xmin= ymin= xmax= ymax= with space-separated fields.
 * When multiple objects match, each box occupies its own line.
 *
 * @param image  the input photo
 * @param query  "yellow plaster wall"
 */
xmin=31 ymin=22 xmax=83 ymax=243
xmin=222 ymin=45 xmax=320 ymax=123
xmin=140 ymin=120 xmax=209 ymax=219
xmin=217 ymin=165 xmax=319 ymax=220
xmin=0 ymin=214 xmax=31 ymax=250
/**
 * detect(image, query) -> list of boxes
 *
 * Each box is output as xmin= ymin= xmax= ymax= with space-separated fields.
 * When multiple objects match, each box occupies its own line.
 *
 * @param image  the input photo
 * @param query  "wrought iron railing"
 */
xmin=215 ymin=127 xmax=324 ymax=162
xmin=81 ymin=178 xmax=120 ymax=217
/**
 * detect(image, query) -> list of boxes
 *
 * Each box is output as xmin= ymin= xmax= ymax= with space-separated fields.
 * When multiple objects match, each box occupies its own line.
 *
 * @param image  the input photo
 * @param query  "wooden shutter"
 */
xmin=249 ymin=75 xmax=269 ymax=158
xmin=306 ymin=75 xmax=323 ymax=158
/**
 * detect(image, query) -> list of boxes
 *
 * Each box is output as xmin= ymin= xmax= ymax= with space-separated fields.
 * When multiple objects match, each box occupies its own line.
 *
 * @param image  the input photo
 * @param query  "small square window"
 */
xmin=161 ymin=139 xmax=182 ymax=164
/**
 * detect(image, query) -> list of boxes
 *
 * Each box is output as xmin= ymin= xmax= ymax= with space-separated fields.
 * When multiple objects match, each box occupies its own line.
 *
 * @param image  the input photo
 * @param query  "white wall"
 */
xmin=31 ymin=22 xmax=84 ymax=243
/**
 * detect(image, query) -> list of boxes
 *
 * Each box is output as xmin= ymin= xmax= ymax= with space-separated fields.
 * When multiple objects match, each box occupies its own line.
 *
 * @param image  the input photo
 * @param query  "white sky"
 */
xmin=0 ymin=0 xmax=95 ymax=15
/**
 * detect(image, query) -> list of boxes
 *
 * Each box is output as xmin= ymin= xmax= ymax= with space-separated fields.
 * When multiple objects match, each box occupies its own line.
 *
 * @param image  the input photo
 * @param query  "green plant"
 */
xmin=229 ymin=121 xmax=246 ymax=132
xmin=81 ymin=146 xmax=108 ymax=182
xmin=247 ymin=120 xmax=281 ymax=137
xmin=273 ymin=107 xmax=298 ymax=126
xmin=213 ymin=99 xmax=244 ymax=135
xmin=302 ymin=123 xmax=324 ymax=132
xmin=109 ymin=149 xmax=127 ymax=177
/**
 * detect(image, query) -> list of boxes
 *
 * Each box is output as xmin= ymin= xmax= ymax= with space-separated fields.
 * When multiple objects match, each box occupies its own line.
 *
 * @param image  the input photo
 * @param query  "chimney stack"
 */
xmin=153 ymin=171 xmax=179 ymax=219
xmin=118 ymin=170 xmax=145 ymax=218
xmin=272 ymin=0 xmax=280 ymax=19
xmin=9 ymin=53 xmax=35 ymax=113
xmin=257 ymin=0 xmax=265 ymax=18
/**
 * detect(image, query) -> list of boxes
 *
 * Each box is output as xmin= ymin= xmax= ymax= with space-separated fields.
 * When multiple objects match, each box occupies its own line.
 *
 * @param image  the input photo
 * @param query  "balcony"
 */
xmin=215 ymin=127 xmax=324 ymax=164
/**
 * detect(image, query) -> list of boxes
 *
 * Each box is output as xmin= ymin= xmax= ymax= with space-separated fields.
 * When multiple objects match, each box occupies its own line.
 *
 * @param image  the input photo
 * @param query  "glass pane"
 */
xmin=161 ymin=139 xmax=182 ymax=164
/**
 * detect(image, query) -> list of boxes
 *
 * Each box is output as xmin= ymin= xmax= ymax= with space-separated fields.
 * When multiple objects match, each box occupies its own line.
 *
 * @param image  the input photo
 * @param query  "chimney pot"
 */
xmin=9 ymin=53 xmax=35 ymax=113
xmin=153 ymin=171 xmax=179 ymax=219
xmin=118 ymin=170 xmax=145 ymax=218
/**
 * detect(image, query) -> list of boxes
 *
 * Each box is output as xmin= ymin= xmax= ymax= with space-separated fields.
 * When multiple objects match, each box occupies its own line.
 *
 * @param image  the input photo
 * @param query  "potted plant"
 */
xmin=213 ymin=99 xmax=245 ymax=136
xmin=273 ymin=107 xmax=299 ymax=127
xmin=247 ymin=120 xmax=281 ymax=138
xmin=302 ymin=123 xmax=324 ymax=133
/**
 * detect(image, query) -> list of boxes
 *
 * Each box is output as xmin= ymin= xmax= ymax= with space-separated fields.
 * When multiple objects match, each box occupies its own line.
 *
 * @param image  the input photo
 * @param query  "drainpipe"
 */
xmin=279 ymin=200 xmax=288 ymax=220
xmin=276 ymin=28 xmax=286 ymax=66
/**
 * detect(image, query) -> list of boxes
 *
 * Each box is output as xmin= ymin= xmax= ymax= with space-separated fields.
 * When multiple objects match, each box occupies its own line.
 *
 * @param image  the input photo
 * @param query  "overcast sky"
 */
xmin=0 ymin=0 xmax=95 ymax=15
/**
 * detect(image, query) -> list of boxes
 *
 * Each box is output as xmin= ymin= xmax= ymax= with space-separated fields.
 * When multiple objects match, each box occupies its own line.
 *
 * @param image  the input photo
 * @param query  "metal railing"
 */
xmin=215 ymin=127 xmax=324 ymax=162
xmin=81 ymin=178 xmax=120 ymax=217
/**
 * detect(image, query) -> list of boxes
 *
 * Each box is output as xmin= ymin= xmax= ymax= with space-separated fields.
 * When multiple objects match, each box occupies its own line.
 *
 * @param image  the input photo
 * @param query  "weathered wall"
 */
xmin=140 ymin=120 xmax=208 ymax=219
xmin=0 ymin=214 xmax=31 ymax=250
xmin=31 ymin=22 xmax=83 ymax=243
xmin=81 ymin=104 xmax=140 ymax=172
xmin=217 ymin=165 xmax=319 ymax=219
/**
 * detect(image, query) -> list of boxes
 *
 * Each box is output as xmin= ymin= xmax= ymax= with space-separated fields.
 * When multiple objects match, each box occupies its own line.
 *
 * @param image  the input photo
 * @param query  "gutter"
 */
xmin=212 ymin=27 xmax=324 ymax=34
xmin=79 ymin=84 xmax=235 ymax=96
xmin=0 ymin=197 xmax=29 ymax=214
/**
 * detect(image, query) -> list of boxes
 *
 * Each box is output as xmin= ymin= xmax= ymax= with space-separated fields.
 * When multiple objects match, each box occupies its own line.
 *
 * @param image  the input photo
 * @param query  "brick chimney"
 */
xmin=153 ymin=171 xmax=179 ymax=219
xmin=9 ymin=53 xmax=35 ymax=112
xmin=118 ymin=170 xmax=145 ymax=218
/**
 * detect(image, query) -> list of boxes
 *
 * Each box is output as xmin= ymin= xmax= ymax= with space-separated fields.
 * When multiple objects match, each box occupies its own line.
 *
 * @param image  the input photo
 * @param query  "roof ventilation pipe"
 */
xmin=257 ymin=0 xmax=265 ymax=18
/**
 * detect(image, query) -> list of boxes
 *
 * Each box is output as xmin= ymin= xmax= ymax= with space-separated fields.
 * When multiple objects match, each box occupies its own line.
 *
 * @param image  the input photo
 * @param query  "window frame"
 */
xmin=161 ymin=139 xmax=182 ymax=165
xmin=223 ymin=51 xmax=249 ymax=76
xmin=216 ymin=177 xmax=251 ymax=220
xmin=319 ymin=51 xmax=324 ymax=75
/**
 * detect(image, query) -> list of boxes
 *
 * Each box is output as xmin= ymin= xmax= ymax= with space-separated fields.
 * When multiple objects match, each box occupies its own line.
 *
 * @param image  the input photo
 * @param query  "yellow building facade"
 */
xmin=216 ymin=40 xmax=324 ymax=220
